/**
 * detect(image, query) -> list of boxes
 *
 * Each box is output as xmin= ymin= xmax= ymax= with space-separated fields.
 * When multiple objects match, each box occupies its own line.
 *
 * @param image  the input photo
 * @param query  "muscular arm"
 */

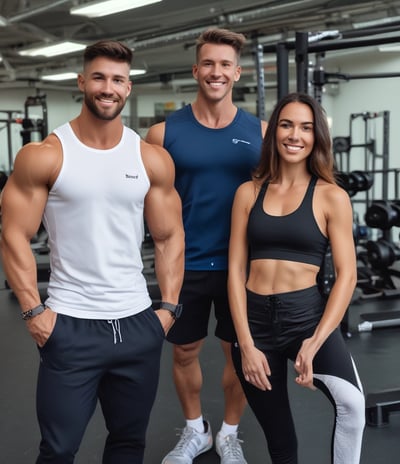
xmin=141 ymin=140 xmax=184 ymax=328
xmin=314 ymin=186 xmax=357 ymax=340
xmin=228 ymin=183 xmax=253 ymax=348
xmin=145 ymin=121 xmax=165 ymax=146
xmin=295 ymin=185 xmax=357 ymax=388
xmin=228 ymin=182 xmax=271 ymax=391
xmin=0 ymin=139 xmax=59 ymax=311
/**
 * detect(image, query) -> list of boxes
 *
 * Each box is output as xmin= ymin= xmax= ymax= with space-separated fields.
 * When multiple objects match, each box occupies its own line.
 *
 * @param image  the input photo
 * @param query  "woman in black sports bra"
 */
xmin=228 ymin=92 xmax=365 ymax=464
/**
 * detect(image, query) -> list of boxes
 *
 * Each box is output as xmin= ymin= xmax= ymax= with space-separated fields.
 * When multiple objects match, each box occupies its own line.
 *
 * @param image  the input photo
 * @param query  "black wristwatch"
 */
xmin=160 ymin=301 xmax=183 ymax=320
xmin=21 ymin=303 xmax=46 ymax=321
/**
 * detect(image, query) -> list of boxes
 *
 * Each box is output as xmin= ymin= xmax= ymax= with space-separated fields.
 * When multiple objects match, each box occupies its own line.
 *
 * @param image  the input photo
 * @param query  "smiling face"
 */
xmin=276 ymin=102 xmax=315 ymax=164
xmin=78 ymin=56 xmax=132 ymax=121
xmin=192 ymin=43 xmax=241 ymax=103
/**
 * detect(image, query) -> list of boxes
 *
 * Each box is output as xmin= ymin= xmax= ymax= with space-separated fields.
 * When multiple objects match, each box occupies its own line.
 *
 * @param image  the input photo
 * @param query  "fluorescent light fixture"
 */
xmin=70 ymin=0 xmax=162 ymax=18
xmin=0 ymin=15 xmax=8 ymax=26
xmin=19 ymin=41 xmax=86 ymax=58
xmin=42 ymin=72 xmax=78 ymax=81
xmin=130 ymin=69 xmax=146 ymax=76
xmin=41 ymin=69 xmax=146 ymax=81
xmin=353 ymin=15 xmax=400 ymax=29
xmin=378 ymin=44 xmax=400 ymax=52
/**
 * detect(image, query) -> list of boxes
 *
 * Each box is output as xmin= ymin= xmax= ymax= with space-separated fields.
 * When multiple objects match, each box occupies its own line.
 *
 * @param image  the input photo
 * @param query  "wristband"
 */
xmin=21 ymin=304 xmax=46 ymax=321
xmin=160 ymin=301 xmax=183 ymax=319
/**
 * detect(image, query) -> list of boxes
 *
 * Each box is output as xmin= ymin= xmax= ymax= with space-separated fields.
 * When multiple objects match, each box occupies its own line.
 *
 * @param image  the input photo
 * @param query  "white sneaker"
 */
xmin=161 ymin=420 xmax=213 ymax=464
xmin=216 ymin=431 xmax=248 ymax=464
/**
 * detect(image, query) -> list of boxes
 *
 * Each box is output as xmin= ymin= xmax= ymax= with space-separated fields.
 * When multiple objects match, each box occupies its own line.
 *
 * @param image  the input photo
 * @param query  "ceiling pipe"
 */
xmin=7 ymin=0 xmax=72 ymax=23
xmin=225 ymin=0 xmax=322 ymax=24
xmin=129 ymin=27 xmax=206 ymax=50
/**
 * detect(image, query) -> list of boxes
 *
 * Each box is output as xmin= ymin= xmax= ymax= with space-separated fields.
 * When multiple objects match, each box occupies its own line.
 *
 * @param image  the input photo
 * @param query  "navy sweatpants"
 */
xmin=35 ymin=307 xmax=164 ymax=464
xmin=232 ymin=286 xmax=365 ymax=464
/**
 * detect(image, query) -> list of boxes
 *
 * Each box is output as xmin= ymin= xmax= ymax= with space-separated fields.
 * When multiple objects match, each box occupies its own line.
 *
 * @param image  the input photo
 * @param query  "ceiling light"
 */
xmin=130 ymin=69 xmax=146 ymax=76
xmin=0 ymin=15 xmax=8 ymax=26
xmin=353 ymin=15 xmax=400 ymax=29
xmin=42 ymin=72 xmax=78 ymax=81
xmin=41 ymin=69 xmax=146 ymax=81
xmin=378 ymin=44 xmax=400 ymax=52
xmin=19 ymin=41 xmax=86 ymax=58
xmin=70 ymin=0 xmax=162 ymax=18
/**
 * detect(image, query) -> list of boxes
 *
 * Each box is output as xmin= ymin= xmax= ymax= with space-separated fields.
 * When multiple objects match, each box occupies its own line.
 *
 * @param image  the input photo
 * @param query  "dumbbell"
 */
xmin=336 ymin=170 xmax=373 ymax=197
xmin=365 ymin=200 xmax=400 ymax=230
xmin=350 ymin=170 xmax=373 ymax=192
xmin=333 ymin=136 xmax=351 ymax=154
xmin=366 ymin=239 xmax=400 ymax=269
xmin=353 ymin=223 xmax=370 ymax=244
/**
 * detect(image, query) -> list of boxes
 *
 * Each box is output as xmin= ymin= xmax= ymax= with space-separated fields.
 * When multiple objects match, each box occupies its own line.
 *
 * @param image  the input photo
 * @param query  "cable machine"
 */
xmin=0 ymin=110 xmax=24 ymax=173
xmin=20 ymin=93 xmax=48 ymax=145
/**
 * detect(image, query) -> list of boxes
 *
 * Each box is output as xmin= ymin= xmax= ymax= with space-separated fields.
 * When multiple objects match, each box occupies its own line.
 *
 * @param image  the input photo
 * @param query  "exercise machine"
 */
xmin=20 ymin=93 xmax=48 ymax=144
xmin=0 ymin=109 xmax=24 ymax=173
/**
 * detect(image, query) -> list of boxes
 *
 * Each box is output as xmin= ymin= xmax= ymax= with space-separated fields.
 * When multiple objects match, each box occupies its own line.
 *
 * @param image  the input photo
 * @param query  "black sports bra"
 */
xmin=247 ymin=176 xmax=328 ymax=267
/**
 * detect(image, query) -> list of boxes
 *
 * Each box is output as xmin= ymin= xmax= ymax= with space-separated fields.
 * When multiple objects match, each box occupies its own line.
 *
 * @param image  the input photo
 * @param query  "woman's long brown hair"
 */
xmin=253 ymin=92 xmax=336 ymax=184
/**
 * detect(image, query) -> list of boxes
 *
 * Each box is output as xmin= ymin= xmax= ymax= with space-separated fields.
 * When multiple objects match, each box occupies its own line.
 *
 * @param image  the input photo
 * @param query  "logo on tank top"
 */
xmin=232 ymin=138 xmax=251 ymax=145
xmin=125 ymin=173 xmax=139 ymax=179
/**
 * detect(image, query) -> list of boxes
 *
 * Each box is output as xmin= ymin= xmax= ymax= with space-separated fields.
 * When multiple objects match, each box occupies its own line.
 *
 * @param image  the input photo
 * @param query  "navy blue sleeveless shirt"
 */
xmin=164 ymin=104 xmax=263 ymax=270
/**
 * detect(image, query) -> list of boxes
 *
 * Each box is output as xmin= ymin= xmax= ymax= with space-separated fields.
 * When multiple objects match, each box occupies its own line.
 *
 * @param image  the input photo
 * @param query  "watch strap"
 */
xmin=21 ymin=304 xmax=46 ymax=320
xmin=160 ymin=301 xmax=183 ymax=319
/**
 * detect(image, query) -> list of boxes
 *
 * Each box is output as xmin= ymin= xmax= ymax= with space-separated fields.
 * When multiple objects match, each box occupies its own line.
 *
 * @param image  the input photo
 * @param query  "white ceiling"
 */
xmin=1 ymin=0 xmax=400 ymax=90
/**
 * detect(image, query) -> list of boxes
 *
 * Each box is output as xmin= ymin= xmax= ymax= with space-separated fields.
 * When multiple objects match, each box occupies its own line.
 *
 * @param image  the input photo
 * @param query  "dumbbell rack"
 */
xmin=353 ymin=239 xmax=400 ymax=330
xmin=354 ymin=195 xmax=400 ymax=307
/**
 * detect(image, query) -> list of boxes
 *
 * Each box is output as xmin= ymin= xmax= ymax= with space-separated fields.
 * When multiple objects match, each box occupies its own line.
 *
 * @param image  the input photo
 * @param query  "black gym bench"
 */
xmin=366 ymin=389 xmax=400 ymax=427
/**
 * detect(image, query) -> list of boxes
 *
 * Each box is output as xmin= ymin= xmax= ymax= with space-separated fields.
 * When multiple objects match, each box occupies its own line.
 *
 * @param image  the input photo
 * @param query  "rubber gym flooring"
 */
xmin=1 ymin=260 xmax=399 ymax=463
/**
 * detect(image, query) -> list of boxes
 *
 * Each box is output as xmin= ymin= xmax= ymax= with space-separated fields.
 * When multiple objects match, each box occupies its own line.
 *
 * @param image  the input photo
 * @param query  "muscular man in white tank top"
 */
xmin=1 ymin=40 xmax=184 ymax=464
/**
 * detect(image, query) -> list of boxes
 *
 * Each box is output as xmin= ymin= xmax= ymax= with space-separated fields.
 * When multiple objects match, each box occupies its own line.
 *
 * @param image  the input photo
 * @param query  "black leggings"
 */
xmin=232 ymin=286 xmax=365 ymax=464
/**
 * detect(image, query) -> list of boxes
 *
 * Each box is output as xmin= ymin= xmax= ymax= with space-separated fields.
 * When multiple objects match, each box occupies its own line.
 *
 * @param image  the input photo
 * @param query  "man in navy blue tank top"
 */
xmin=146 ymin=27 xmax=267 ymax=464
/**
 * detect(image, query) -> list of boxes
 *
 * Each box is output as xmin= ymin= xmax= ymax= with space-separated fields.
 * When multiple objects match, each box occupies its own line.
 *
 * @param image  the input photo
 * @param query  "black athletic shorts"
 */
xmin=166 ymin=270 xmax=236 ymax=344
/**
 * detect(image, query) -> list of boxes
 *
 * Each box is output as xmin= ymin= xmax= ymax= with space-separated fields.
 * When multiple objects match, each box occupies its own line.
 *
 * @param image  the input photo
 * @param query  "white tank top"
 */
xmin=43 ymin=122 xmax=152 ymax=319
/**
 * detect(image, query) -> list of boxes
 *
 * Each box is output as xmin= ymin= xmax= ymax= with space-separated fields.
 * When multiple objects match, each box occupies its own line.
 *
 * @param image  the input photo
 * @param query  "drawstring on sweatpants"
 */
xmin=107 ymin=319 xmax=123 ymax=344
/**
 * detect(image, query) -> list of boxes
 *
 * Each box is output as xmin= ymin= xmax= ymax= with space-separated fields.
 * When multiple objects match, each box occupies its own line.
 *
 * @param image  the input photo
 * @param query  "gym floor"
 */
xmin=0 ymin=260 xmax=399 ymax=464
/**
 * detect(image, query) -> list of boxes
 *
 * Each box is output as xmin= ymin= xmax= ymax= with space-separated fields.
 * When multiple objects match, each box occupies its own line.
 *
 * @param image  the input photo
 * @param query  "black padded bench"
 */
xmin=366 ymin=389 xmax=400 ymax=427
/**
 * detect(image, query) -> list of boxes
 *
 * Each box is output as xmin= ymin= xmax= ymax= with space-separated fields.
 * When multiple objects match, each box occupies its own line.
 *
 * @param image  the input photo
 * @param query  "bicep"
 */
xmin=1 ymin=143 xmax=53 ymax=239
xmin=327 ymin=192 xmax=356 ymax=273
xmin=145 ymin=184 xmax=182 ymax=241
xmin=145 ymin=123 xmax=165 ymax=146
xmin=229 ymin=188 xmax=251 ymax=272
xmin=1 ymin=174 xmax=48 ymax=239
xmin=143 ymin=146 xmax=182 ymax=240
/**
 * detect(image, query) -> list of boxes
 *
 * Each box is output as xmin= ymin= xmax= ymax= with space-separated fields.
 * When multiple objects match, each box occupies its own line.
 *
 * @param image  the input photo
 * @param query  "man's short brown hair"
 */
xmin=83 ymin=40 xmax=133 ymax=67
xmin=195 ymin=28 xmax=246 ymax=62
